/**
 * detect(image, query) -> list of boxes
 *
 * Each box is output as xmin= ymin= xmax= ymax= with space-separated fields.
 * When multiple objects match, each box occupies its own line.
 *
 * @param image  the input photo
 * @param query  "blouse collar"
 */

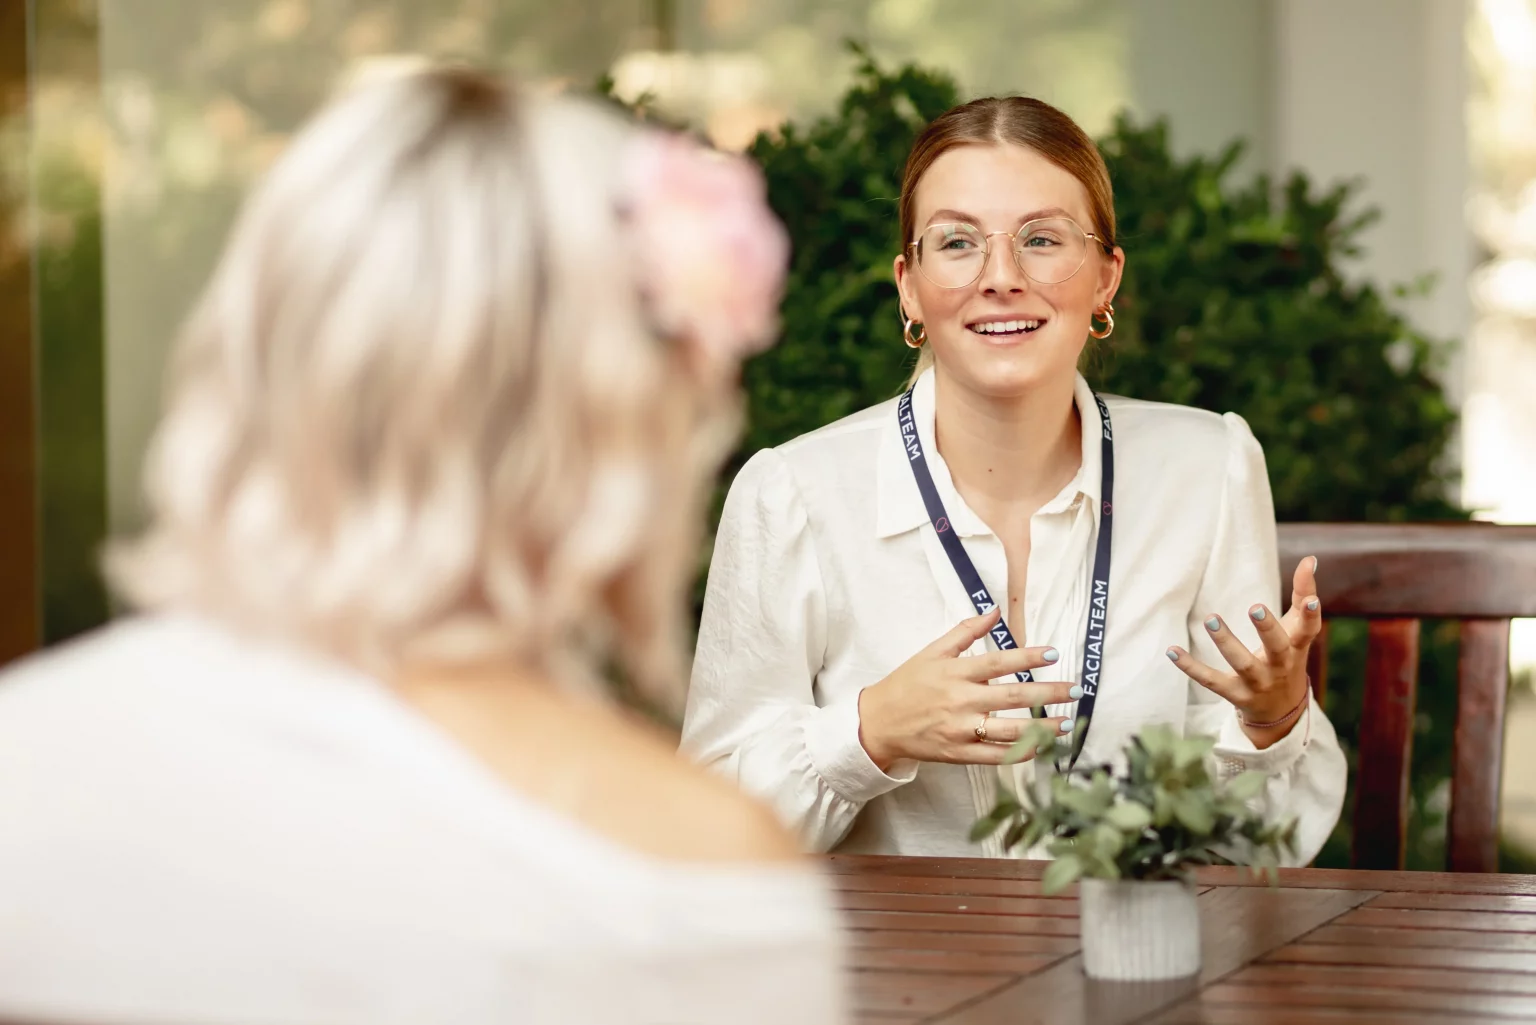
xmin=874 ymin=367 xmax=1106 ymax=540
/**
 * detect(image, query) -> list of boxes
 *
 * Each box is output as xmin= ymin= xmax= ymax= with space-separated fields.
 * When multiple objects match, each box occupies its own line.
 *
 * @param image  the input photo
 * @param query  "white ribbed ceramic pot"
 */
xmin=1078 ymin=878 xmax=1201 ymax=980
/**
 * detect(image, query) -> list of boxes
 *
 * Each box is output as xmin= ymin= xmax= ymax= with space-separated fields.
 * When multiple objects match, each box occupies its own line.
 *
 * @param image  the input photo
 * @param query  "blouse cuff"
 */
xmin=1211 ymin=693 xmax=1317 ymax=781
xmin=803 ymin=688 xmax=919 ymax=803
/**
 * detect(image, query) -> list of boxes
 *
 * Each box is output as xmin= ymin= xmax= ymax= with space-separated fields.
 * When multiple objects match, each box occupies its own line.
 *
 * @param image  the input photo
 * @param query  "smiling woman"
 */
xmin=682 ymin=95 xmax=1348 ymax=865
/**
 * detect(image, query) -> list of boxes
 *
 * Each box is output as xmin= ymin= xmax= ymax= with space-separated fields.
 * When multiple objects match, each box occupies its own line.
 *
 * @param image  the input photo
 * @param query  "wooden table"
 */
xmin=831 ymin=854 xmax=1536 ymax=1024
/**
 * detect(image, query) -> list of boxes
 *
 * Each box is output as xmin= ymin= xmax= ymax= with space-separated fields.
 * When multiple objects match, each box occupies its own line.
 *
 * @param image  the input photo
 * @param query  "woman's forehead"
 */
xmin=914 ymin=143 xmax=1092 ymax=230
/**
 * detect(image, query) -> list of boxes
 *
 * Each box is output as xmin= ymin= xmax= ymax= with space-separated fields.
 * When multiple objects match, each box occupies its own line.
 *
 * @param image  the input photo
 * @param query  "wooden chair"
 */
xmin=1278 ymin=522 xmax=1536 ymax=872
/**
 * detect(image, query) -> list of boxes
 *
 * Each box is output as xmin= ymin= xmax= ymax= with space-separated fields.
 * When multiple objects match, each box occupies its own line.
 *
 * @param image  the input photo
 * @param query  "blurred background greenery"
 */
xmin=9 ymin=0 xmax=1536 ymax=870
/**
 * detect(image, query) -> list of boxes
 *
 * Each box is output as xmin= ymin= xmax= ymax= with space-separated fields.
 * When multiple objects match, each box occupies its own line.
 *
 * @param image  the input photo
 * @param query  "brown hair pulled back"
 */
xmin=898 ymin=96 xmax=1116 ymax=258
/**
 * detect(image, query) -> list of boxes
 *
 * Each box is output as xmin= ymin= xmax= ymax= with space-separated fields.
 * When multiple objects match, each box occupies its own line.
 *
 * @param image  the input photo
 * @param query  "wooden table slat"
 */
xmin=831 ymin=873 xmax=1065 ymax=899
xmin=1366 ymin=890 xmax=1536 ymax=913
xmin=1337 ymin=906 xmax=1536 ymax=933
xmin=845 ymin=909 xmax=1081 ymax=937
xmin=827 ymin=855 xmax=1049 ymax=881
xmin=1266 ymin=942 xmax=1536 ymax=973
xmin=847 ymin=948 xmax=1060 ymax=975
xmin=1197 ymin=866 xmax=1536 ymax=894
xmin=1231 ymin=962 xmax=1536 ymax=996
xmin=838 ymin=892 xmax=1079 ymax=918
xmin=1304 ymin=922 xmax=1536 ymax=952
xmin=1198 ymin=980 xmax=1536 ymax=1017
xmin=848 ymin=930 xmax=1078 ymax=955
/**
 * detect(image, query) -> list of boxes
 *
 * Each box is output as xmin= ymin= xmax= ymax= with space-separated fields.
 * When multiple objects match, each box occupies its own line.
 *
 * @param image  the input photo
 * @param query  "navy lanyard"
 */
xmin=896 ymin=388 xmax=1114 ymax=770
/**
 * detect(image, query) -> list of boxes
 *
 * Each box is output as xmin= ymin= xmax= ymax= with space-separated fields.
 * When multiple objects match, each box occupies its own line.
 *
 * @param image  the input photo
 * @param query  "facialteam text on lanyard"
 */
xmin=896 ymin=387 xmax=1114 ymax=771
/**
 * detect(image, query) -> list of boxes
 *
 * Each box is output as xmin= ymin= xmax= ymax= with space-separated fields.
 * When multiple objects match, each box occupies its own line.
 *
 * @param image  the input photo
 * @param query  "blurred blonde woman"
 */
xmin=0 ymin=69 xmax=844 ymax=1025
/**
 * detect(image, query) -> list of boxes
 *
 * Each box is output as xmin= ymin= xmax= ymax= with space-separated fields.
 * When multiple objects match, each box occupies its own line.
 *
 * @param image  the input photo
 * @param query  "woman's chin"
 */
xmin=933 ymin=338 xmax=1078 ymax=398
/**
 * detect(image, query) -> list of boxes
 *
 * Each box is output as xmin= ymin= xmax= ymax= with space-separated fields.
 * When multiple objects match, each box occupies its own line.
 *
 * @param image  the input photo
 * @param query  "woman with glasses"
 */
xmin=682 ymin=97 xmax=1346 ymax=862
xmin=0 ymin=69 xmax=844 ymax=1024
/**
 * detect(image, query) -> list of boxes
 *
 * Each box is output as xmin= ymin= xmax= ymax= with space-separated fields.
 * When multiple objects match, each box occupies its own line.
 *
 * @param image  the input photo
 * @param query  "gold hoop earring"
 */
xmin=1089 ymin=302 xmax=1115 ymax=340
xmin=903 ymin=316 xmax=927 ymax=348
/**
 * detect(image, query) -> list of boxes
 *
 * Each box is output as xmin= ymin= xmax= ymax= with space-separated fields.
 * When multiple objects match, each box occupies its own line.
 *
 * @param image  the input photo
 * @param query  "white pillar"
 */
xmin=1271 ymin=0 xmax=1473 ymax=408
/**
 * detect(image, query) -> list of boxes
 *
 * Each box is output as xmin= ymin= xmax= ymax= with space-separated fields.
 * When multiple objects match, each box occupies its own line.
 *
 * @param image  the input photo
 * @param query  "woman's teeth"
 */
xmin=970 ymin=319 xmax=1042 ymax=336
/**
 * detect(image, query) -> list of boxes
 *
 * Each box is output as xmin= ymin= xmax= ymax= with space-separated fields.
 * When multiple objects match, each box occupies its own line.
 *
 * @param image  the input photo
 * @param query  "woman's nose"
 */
xmin=978 ymin=235 xmax=1029 ymax=294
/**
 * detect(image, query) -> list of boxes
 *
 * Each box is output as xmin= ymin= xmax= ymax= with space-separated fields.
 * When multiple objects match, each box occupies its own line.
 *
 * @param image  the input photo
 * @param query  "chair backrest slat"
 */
xmin=1353 ymin=619 xmax=1421 ymax=870
xmin=1449 ymin=618 xmax=1513 ymax=873
xmin=1279 ymin=523 xmax=1536 ymax=618
xmin=1278 ymin=522 xmax=1532 ymax=873
xmin=1306 ymin=621 xmax=1330 ymax=705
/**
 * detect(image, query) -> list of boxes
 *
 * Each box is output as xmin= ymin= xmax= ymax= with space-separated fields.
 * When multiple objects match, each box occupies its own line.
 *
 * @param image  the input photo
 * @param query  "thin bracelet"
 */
xmin=1240 ymin=683 xmax=1310 ymax=730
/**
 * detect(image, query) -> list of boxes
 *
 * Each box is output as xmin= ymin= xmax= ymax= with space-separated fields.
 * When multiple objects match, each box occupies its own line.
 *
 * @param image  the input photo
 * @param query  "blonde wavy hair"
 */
xmin=109 ymin=68 xmax=738 ymax=706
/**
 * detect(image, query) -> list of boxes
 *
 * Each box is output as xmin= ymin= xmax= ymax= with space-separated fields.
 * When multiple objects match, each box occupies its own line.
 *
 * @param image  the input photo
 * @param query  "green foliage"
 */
xmin=972 ymin=723 xmax=1297 ymax=892
xmin=732 ymin=44 xmax=951 ymax=471
xmin=1095 ymin=121 xmax=1460 ymax=522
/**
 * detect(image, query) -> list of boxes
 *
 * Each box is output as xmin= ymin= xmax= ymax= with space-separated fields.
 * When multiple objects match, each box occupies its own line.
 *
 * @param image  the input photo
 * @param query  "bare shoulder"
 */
xmin=580 ymin=705 xmax=805 ymax=865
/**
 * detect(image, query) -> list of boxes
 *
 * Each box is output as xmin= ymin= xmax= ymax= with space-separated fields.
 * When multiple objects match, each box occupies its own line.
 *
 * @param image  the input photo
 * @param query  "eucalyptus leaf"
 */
xmin=969 ymin=815 xmax=1005 ymax=843
xmin=1138 ymin=725 xmax=1175 ymax=759
xmin=1173 ymin=736 xmax=1215 ymax=769
xmin=1105 ymin=801 xmax=1154 ymax=833
xmin=1004 ymin=721 xmax=1058 ymax=765
xmin=1092 ymin=823 xmax=1126 ymax=858
xmin=1172 ymin=790 xmax=1216 ymax=835
xmin=1042 ymin=854 xmax=1083 ymax=895
xmin=1226 ymin=770 xmax=1268 ymax=802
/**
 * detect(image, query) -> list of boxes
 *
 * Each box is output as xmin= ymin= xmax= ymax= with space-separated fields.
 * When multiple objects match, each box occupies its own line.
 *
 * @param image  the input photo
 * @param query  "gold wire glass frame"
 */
xmin=907 ymin=216 xmax=1111 ymax=289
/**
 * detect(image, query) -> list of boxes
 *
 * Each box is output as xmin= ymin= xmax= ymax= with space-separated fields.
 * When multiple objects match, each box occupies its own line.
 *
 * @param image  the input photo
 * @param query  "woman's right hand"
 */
xmin=856 ymin=607 xmax=1080 ymax=770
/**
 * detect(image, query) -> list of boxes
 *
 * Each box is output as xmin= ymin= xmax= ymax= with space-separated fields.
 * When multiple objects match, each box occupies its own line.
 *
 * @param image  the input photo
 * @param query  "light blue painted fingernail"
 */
xmin=1250 ymin=606 xmax=1266 ymax=621
xmin=1042 ymin=648 xmax=1060 ymax=663
xmin=1205 ymin=616 xmax=1221 ymax=633
xmin=1166 ymin=648 xmax=1179 ymax=661
xmin=1059 ymin=719 xmax=1076 ymax=734
xmin=1307 ymin=599 xmax=1320 ymax=611
xmin=1069 ymin=685 xmax=1084 ymax=699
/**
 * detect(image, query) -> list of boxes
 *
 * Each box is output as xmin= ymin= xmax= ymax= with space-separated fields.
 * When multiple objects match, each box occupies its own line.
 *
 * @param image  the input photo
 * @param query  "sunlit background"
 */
xmin=9 ymin=0 xmax=1536 ymax=856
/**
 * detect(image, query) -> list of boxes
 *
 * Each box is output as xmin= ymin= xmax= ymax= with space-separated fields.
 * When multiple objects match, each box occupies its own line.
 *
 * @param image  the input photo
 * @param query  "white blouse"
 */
xmin=0 ymin=616 xmax=846 ymax=1025
xmin=683 ymin=368 xmax=1346 ymax=863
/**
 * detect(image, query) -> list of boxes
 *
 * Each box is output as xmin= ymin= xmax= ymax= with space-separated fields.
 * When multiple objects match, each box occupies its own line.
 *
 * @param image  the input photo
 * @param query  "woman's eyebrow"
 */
xmin=1017 ymin=206 xmax=1071 ymax=223
xmin=925 ymin=208 xmax=979 ymax=227
xmin=924 ymin=205 xmax=1074 ymax=228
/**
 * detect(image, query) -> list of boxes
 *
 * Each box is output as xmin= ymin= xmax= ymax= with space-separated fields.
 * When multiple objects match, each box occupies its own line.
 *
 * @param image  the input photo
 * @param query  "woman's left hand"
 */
xmin=1166 ymin=556 xmax=1323 ymax=748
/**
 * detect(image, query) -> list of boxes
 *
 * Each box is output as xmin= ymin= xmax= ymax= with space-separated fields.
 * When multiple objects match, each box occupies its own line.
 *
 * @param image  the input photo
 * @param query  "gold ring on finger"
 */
xmin=975 ymin=714 xmax=989 ymax=742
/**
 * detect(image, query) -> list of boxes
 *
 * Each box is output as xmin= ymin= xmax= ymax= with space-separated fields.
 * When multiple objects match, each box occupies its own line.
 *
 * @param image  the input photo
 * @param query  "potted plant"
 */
xmin=971 ymin=722 xmax=1298 ymax=981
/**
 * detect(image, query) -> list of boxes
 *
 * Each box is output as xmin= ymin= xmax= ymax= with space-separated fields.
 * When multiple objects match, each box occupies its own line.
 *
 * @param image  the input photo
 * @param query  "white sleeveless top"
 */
xmin=0 ymin=616 xmax=846 ymax=1025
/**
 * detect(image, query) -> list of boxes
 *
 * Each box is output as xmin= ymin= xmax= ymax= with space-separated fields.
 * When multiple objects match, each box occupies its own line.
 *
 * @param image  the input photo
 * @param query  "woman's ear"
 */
xmin=1096 ymin=245 xmax=1126 ymax=308
xmin=894 ymin=252 xmax=924 ymax=324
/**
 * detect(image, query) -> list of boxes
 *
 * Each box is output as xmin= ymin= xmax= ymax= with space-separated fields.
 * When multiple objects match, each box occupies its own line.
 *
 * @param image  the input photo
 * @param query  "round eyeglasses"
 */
xmin=907 ymin=216 xmax=1111 ymax=289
